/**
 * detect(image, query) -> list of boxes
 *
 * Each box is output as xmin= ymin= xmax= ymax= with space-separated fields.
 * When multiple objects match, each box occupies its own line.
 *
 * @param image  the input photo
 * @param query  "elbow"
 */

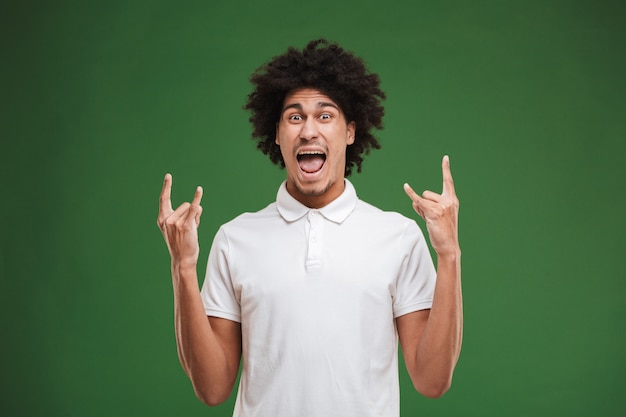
xmin=194 ymin=386 xmax=232 ymax=407
xmin=200 ymin=397 xmax=228 ymax=407
xmin=187 ymin=367 xmax=238 ymax=407
xmin=196 ymin=391 xmax=230 ymax=407
xmin=414 ymin=377 xmax=452 ymax=399
xmin=418 ymin=382 xmax=450 ymax=399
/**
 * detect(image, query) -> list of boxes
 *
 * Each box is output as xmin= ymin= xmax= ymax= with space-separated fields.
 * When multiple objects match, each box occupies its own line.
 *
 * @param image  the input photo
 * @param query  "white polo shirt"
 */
xmin=201 ymin=179 xmax=436 ymax=417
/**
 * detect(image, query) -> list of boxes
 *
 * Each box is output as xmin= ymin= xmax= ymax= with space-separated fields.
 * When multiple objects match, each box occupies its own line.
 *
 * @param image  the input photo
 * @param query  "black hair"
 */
xmin=244 ymin=39 xmax=386 ymax=176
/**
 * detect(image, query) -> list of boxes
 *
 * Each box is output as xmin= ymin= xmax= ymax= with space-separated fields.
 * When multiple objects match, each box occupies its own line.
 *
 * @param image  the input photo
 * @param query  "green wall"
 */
xmin=2 ymin=1 xmax=625 ymax=415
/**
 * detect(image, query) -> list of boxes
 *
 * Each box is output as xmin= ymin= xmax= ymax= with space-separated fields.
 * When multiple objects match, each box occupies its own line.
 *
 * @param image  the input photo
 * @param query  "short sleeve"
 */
xmin=392 ymin=221 xmax=436 ymax=318
xmin=200 ymin=226 xmax=242 ymax=323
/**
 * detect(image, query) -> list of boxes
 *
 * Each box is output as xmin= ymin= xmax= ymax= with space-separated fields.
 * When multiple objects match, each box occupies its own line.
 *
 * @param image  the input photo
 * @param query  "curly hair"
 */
xmin=244 ymin=39 xmax=386 ymax=177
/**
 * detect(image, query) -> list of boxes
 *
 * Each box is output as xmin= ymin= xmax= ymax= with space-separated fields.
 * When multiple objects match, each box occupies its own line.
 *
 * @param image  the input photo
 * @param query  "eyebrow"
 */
xmin=281 ymin=101 xmax=340 ymax=115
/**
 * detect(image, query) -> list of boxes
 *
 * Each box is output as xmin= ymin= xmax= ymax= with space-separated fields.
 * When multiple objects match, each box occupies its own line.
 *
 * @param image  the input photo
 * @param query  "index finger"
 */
xmin=159 ymin=173 xmax=173 ymax=214
xmin=441 ymin=155 xmax=456 ymax=196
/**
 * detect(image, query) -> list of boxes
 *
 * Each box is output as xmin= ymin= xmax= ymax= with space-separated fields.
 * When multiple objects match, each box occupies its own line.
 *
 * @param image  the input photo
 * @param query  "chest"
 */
xmin=227 ymin=217 xmax=406 ymax=319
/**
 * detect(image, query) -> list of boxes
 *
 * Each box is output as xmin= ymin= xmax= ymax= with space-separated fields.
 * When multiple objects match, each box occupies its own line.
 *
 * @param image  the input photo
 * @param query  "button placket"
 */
xmin=306 ymin=210 xmax=322 ymax=268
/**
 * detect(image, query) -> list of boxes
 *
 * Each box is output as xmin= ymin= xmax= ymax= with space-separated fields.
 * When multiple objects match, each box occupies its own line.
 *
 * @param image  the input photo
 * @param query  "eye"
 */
xmin=319 ymin=113 xmax=332 ymax=121
xmin=288 ymin=114 xmax=303 ymax=121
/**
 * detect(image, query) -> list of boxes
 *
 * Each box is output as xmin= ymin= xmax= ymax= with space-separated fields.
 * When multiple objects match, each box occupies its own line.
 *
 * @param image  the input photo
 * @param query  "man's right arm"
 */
xmin=158 ymin=174 xmax=242 ymax=406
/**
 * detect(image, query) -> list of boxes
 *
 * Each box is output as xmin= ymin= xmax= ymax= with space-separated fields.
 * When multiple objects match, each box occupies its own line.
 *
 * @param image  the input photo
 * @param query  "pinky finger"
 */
xmin=403 ymin=183 xmax=421 ymax=203
xmin=191 ymin=186 xmax=203 ymax=206
xmin=195 ymin=205 xmax=203 ymax=226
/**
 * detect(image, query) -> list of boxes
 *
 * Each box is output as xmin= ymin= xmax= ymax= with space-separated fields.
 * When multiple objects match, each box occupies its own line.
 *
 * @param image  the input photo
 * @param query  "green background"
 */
xmin=2 ymin=1 xmax=625 ymax=416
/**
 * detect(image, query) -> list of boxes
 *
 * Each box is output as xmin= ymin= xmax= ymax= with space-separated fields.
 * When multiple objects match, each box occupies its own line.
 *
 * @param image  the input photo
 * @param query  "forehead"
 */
xmin=282 ymin=88 xmax=341 ymax=110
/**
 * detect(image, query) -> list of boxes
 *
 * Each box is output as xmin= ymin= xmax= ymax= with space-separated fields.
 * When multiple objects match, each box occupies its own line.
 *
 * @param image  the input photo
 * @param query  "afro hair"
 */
xmin=244 ymin=39 xmax=386 ymax=176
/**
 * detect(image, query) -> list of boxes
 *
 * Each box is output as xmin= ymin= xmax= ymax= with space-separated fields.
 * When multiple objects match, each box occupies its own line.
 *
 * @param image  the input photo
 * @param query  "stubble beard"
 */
xmin=296 ymin=181 xmax=333 ymax=197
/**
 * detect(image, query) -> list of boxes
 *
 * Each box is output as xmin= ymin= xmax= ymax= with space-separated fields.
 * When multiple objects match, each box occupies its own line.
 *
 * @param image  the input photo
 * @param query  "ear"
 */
xmin=275 ymin=123 xmax=280 ymax=145
xmin=346 ymin=121 xmax=356 ymax=145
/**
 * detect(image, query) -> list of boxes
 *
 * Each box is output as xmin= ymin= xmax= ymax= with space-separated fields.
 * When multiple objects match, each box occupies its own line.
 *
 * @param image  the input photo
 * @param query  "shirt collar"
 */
xmin=276 ymin=179 xmax=358 ymax=224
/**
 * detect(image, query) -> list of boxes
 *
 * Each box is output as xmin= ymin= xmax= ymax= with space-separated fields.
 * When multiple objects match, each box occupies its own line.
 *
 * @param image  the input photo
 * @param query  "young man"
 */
xmin=157 ymin=39 xmax=462 ymax=417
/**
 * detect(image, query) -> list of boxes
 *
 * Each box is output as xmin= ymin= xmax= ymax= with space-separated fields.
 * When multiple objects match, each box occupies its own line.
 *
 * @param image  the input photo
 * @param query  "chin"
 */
xmin=297 ymin=181 xmax=331 ymax=197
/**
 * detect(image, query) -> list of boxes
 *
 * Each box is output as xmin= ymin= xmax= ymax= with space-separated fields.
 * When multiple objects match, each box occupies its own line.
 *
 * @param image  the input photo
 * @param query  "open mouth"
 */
xmin=297 ymin=151 xmax=326 ymax=174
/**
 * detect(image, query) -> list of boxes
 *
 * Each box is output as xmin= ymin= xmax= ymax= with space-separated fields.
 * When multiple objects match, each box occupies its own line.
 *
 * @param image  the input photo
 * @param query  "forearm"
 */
xmin=172 ymin=263 xmax=238 ymax=405
xmin=412 ymin=251 xmax=463 ymax=397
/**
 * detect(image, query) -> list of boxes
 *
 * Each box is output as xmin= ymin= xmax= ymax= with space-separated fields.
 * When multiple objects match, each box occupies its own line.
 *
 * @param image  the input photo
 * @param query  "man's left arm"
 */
xmin=397 ymin=155 xmax=462 ymax=398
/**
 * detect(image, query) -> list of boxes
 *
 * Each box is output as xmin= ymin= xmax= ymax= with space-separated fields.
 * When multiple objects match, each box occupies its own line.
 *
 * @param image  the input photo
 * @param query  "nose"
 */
xmin=299 ymin=117 xmax=318 ymax=141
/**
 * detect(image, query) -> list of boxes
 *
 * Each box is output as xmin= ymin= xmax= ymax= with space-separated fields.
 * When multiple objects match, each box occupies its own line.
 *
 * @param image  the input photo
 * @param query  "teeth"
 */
xmin=298 ymin=151 xmax=325 ymax=155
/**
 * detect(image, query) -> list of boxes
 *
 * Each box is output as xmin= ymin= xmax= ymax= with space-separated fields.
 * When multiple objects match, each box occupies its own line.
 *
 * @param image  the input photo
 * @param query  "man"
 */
xmin=157 ymin=39 xmax=462 ymax=417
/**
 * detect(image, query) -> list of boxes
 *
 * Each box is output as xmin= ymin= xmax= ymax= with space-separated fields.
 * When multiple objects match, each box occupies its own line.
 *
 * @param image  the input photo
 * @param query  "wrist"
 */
xmin=171 ymin=259 xmax=198 ymax=280
xmin=436 ymin=247 xmax=461 ymax=263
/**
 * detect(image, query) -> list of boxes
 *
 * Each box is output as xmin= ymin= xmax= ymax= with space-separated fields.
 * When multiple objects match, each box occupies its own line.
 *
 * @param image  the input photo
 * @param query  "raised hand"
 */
xmin=157 ymin=173 xmax=204 ymax=267
xmin=403 ymin=156 xmax=460 ymax=257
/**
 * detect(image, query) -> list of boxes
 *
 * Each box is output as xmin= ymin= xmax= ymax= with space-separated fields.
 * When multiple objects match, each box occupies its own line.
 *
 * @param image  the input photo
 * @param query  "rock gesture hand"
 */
xmin=157 ymin=173 xmax=204 ymax=268
xmin=404 ymin=156 xmax=460 ymax=257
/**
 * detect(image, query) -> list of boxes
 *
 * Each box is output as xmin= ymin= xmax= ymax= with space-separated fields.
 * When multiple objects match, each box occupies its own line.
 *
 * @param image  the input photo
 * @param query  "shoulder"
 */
xmin=354 ymin=199 xmax=415 ymax=226
xmin=352 ymin=199 xmax=426 ymax=242
xmin=218 ymin=202 xmax=281 ymax=236
xmin=227 ymin=201 xmax=278 ymax=223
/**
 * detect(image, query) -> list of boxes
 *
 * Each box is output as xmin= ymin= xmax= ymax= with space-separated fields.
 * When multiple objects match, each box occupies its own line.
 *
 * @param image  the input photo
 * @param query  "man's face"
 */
xmin=276 ymin=88 xmax=356 ymax=208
